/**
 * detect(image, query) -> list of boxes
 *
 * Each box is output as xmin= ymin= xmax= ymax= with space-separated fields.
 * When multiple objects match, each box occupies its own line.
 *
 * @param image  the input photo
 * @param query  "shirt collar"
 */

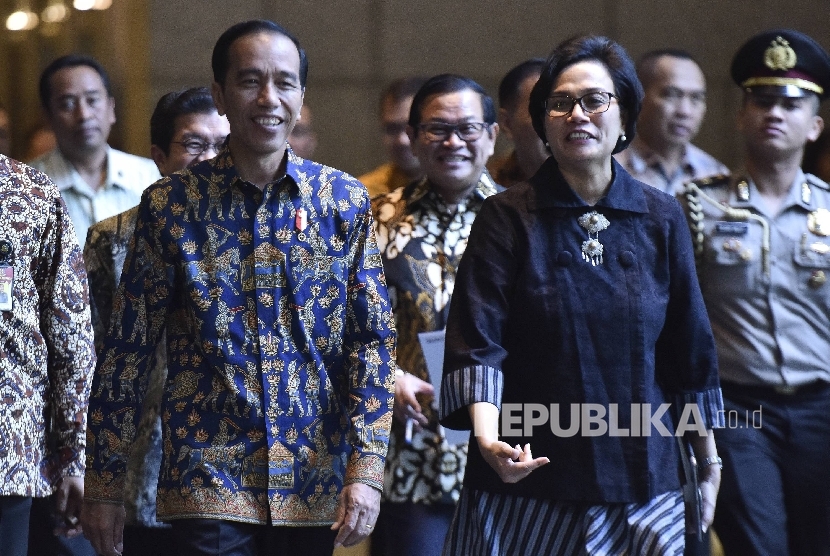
xmin=729 ymin=168 xmax=812 ymax=212
xmin=529 ymin=157 xmax=649 ymax=213
xmin=209 ymin=142 xmax=305 ymax=194
xmin=626 ymin=139 xmax=697 ymax=178
xmin=406 ymin=170 xmax=500 ymax=209
xmin=50 ymin=145 xmax=126 ymax=194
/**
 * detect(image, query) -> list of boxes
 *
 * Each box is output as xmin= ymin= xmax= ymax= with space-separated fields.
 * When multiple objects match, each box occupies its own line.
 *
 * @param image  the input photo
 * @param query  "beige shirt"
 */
xmin=617 ymin=141 xmax=728 ymax=195
xmin=30 ymin=146 xmax=160 ymax=247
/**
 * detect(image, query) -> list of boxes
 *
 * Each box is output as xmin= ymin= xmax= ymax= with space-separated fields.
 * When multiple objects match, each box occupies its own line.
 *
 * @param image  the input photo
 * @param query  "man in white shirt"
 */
xmin=30 ymin=54 xmax=159 ymax=246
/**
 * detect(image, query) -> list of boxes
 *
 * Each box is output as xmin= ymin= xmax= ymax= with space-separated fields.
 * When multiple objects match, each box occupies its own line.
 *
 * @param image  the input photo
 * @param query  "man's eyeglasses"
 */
xmin=171 ymin=138 xmax=227 ymax=156
xmin=418 ymin=122 xmax=489 ymax=142
xmin=545 ymin=92 xmax=617 ymax=116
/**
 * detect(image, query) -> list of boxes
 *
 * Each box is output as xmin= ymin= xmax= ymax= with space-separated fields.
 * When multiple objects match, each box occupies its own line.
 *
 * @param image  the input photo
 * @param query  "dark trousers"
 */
xmin=714 ymin=382 xmax=830 ymax=556
xmin=170 ymin=519 xmax=338 ymax=556
xmin=370 ymin=501 xmax=455 ymax=556
xmin=0 ymin=496 xmax=32 ymax=556
xmin=123 ymin=525 xmax=176 ymax=556
xmin=26 ymin=495 xmax=96 ymax=556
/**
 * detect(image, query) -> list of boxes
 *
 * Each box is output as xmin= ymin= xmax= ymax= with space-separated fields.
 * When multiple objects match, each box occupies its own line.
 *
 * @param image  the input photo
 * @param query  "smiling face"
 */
xmin=738 ymin=91 xmax=823 ymax=160
xmin=46 ymin=65 xmax=115 ymax=159
xmin=409 ymin=89 xmax=497 ymax=202
xmin=543 ymin=60 xmax=624 ymax=170
xmin=212 ymin=31 xmax=304 ymax=164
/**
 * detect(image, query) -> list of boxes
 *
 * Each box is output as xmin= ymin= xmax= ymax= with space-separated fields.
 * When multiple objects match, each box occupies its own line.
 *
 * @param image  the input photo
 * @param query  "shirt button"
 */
xmin=619 ymin=251 xmax=635 ymax=267
xmin=556 ymin=251 xmax=572 ymax=266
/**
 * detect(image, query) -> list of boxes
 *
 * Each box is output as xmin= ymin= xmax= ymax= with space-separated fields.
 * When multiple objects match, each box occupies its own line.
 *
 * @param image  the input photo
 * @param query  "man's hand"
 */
xmin=54 ymin=476 xmax=85 ymax=538
xmin=478 ymin=439 xmax=549 ymax=484
xmin=393 ymin=372 xmax=434 ymax=430
xmin=331 ymin=482 xmax=381 ymax=548
xmin=81 ymin=500 xmax=126 ymax=556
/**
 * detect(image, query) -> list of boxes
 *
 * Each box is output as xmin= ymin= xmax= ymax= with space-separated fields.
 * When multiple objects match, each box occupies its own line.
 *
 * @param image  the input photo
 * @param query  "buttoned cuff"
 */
xmin=440 ymin=365 xmax=504 ymax=430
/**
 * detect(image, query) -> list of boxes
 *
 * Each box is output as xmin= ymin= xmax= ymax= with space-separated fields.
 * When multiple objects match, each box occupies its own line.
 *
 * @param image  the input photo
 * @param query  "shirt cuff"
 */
xmin=675 ymin=387 xmax=725 ymax=429
xmin=439 ymin=365 xmax=504 ymax=430
xmin=84 ymin=470 xmax=127 ymax=504
xmin=344 ymin=453 xmax=385 ymax=492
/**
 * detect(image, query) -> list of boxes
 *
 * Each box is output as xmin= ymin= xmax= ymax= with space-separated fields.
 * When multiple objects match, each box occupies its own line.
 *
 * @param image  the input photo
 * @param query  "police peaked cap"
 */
xmin=731 ymin=29 xmax=830 ymax=99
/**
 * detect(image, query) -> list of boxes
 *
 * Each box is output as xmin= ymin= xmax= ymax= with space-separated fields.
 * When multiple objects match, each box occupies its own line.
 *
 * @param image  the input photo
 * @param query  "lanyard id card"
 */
xmin=0 ymin=240 xmax=13 ymax=311
xmin=0 ymin=265 xmax=12 ymax=312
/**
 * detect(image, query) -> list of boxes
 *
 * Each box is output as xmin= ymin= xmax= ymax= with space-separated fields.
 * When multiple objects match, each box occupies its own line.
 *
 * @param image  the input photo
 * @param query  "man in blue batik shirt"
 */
xmin=81 ymin=20 xmax=396 ymax=556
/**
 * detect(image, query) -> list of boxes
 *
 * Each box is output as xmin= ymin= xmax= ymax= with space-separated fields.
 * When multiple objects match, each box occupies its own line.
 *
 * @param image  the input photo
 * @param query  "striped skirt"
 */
xmin=442 ymin=488 xmax=685 ymax=555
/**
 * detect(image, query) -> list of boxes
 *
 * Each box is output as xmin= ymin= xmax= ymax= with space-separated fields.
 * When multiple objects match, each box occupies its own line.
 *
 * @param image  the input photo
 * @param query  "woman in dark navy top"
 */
xmin=439 ymin=36 xmax=724 ymax=555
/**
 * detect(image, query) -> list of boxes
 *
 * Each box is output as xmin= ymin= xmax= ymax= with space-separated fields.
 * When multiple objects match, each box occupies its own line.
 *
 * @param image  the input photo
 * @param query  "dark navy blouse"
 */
xmin=440 ymin=157 xmax=723 ymax=504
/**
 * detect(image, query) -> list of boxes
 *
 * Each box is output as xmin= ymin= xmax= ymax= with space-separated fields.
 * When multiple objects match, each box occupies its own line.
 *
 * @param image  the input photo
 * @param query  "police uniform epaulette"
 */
xmin=688 ymin=174 xmax=731 ymax=189
xmin=806 ymin=173 xmax=830 ymax=190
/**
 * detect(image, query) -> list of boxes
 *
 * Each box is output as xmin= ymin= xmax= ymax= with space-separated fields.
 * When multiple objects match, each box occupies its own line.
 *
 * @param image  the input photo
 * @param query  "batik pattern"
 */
xmin=85 ymin=148 xmax=396 ymax=525
xmin=0 ymin=155 xmax=95 ymax=497
xmin=372 ymin=175 xmax=498 ymax=504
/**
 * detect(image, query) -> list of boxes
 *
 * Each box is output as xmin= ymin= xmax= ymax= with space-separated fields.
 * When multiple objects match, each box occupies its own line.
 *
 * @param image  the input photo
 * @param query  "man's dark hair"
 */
xmin=408 ymin=74 xmax=497 ymax=131
xmin=39 ymin=54 xmax=113 ymax=112
xmin=379 ymin=77 xmax=428 ymax=111
xmin=498 ymin=58 xmax=545 ymax=110
xmin=212 ymin=19 xmax=308 ymax=88
xmin=636 ymin=48 xmax=701 ymax=90
xmin=150 ymin=87 xmax=219 ymax=155
xmin=529 ymin=35 xmax=643 ymax=155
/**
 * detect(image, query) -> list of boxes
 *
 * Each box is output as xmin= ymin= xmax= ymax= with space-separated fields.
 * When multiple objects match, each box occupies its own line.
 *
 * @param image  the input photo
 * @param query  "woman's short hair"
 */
xmin=529 ymin=35 xmax=643 ymax=155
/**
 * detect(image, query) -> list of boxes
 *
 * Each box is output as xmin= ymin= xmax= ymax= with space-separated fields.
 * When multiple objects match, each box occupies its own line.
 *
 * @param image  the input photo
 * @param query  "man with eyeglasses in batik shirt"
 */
xmin=371 ymin=74 xmax=501 ymax=556
xmin=81 ymin=86 xmax=229 ymax=556
xmin=82 ymin=20 xmax=396 ymax=556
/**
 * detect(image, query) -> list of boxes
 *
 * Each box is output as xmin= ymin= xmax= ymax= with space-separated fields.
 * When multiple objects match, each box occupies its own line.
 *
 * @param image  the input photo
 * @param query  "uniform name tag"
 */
xmin=715 ymin=221 xmax=749 ymax=235
xmin=0 ymin=266 xmax=13 ymax=311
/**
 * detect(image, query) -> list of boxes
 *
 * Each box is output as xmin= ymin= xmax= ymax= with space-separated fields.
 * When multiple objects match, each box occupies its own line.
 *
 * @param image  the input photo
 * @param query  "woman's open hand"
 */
xmin=477 ymin=438 xmax=550 ymax=483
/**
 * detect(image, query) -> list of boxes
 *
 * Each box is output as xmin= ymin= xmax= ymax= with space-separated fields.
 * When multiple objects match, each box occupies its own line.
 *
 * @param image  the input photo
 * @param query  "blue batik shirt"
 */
xmin=85 ymin=145 xmax=396 ymax=525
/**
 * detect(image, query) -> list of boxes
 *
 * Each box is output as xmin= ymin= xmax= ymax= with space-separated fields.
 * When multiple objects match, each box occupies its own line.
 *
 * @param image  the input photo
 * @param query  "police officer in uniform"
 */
xmin=681 ymin=29 xmax=830 ymax=555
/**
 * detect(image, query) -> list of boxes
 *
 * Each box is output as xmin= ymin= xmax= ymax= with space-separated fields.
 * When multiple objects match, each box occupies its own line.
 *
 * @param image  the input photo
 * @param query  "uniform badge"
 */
xmin=764 ymin=36 xmax=797 ymax=71
xmin=737 ymin=180 xmax=750 ymax=202
xmin=802 ymin=182 xmax=812 ymax=205
xmin=809 ymin=270 xmax=827 ymax=289
xmin=808 ymin=208 xmax=830 ymax=236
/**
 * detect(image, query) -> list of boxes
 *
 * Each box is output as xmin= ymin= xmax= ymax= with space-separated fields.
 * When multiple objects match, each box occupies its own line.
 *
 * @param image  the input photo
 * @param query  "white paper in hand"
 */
xmin=418 ymin=329 xmax=469 ymax=446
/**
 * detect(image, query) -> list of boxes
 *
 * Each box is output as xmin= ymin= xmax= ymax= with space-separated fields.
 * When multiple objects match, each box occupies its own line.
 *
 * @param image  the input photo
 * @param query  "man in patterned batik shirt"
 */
xmin=82 ymin=20 xmax=396 ymax=556
xmin=0 ymin=156 xmax=95 ymax=556
xmin=82 ymin=87 xmax=229 ymax=556
xmin=371 ymin=74 xmax=501 ymax=556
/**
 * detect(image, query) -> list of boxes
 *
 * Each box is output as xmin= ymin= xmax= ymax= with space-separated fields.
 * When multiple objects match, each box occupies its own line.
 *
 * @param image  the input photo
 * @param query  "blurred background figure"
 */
xmin=360 ymin=77 xmax=426 ymax=197
xmin=30 ymin=54 xmax=159 ymax=247
xmin=288 ymin=104 xmax=318 ymax=159
xmin=0 ymin=104 xmax=11 ymax=156
xmin=24 ymin=124 xmax=57 ymax=162
xmin=803 ymin=129 xmax=830 ymax=182
xmin=616 ymin=49 xmax=727 ymax=194
xmin=487 ymin=58 xmax=549 ymax=187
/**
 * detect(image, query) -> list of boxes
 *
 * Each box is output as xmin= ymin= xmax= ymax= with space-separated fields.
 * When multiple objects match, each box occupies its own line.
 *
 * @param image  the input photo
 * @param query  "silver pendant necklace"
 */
xmin=578 ymin=211 xmax=610 ymax=266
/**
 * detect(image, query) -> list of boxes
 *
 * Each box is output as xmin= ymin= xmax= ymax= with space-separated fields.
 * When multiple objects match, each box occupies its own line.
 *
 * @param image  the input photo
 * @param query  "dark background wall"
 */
xmin=1 ymin=1 xmax=828 ymax=174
